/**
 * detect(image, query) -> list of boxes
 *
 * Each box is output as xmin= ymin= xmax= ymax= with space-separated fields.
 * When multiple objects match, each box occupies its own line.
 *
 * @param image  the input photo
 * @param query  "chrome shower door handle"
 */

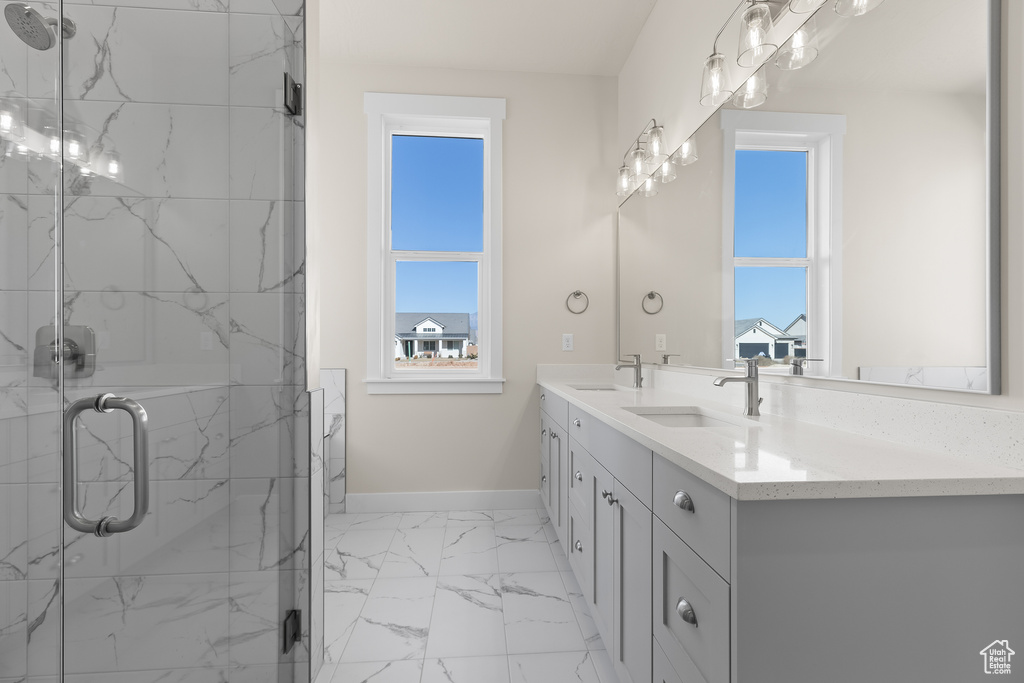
xmin=63 ymin=393 xmax=150 ymax=537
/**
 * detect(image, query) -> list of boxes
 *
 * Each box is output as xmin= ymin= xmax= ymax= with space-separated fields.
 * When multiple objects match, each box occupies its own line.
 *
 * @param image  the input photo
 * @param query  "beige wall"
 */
xmin=316 ymin=63 xmax=617 ymax=494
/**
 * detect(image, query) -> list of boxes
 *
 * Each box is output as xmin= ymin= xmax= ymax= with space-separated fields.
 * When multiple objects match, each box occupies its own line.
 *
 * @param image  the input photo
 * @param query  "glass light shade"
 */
xmin=834 ymin=0 xmax=885 ymax=17
xmin=789 ymin=0 xmax=827 ymax=12
xmin=734 ymin=66 xmax=768 ymax=109
xmin=43 ymin=126 xmax=60 ymax=157
xmin=617 ymin=164 xmax=632 ymax=197
xmin=654 ymin=159 xmax=677 ymax=184
xmin=106 ymin=151 xmax=122 ymax=179
xmin=700 ymin=53 xmax=734 ymax=107
xmin=737 ymin=2 xmax=778 ymax=68
xmin=646 ymin=125 xmax=667 ymax=164
xmin=629 ymin=146 xmax=647 ymax=179
xmin=672 ymin=137 xmax=699 ymax=166
xmin=641 ymin=176 xmax=658 ymax=198
xmin=64 ymin=130 xmax=86 ymax=162
xmin=0 ymin=101 xmax=24 ymax=140
xmin=776 ymin=18 xmax=819 ymax=70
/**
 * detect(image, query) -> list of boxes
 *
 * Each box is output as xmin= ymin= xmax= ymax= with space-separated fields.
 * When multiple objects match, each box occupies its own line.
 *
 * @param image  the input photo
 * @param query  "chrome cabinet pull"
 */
xmin=573 ymin=418 xmax=581 ymax=427
xmin=541 ymin=393 xmax=546 ymax=401
xmin=63 ymin=393 xmax=150 ymax=537
xmin=673 ymin=490 xmax=695 ymax=513
xmin=542 ymin=475 xmax=547 ymax=483
xmin=601 ymin=490 xmax=617 ymax=506
xmin=676 ymin=598 xmax=698 ymax=627
xmin=574 ymin=540 xmax=583 ymax=552
xmin=574 ymin=471 xmax=583 ymax=482
xmin=541 ymin=428 xmax=547 ymax=438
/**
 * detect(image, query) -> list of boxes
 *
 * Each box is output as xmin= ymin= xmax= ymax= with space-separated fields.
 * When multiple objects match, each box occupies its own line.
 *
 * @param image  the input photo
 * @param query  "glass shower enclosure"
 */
xmin=0 ymin=0 xmax=309 ymax=680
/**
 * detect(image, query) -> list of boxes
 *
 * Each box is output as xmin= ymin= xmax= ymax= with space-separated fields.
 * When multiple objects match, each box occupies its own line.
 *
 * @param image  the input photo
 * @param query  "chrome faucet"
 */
xmin=790 ymin=357 xmax=824 ymax=376
xmin=662 ymin=353 xmax=680 ymax=365
xmin=616 ymin=354 xmax=644 ymax=388
xmin=713 ymin=358 xmax=763 ymax=416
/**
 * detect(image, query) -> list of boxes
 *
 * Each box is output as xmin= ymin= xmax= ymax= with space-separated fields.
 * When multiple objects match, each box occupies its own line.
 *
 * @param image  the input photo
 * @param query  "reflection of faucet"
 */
xmin=790 ymin=357 xmax=824 ymax=375
xmin=662 ymin=354 xmax=680 ymax=365
xmin=713 ymin=359 xmax=762 ymax=416
xmin=616 ymin=354 xmax=643 ymax=388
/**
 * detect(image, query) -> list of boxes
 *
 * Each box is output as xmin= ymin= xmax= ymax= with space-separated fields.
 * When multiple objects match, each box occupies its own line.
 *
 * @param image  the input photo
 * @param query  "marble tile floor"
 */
xmin=316 ymin=509 xmax=620 ymax=683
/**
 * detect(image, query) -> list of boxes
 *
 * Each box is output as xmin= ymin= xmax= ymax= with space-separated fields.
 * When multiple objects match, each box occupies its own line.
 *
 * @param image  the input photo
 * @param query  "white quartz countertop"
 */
xmin=538 ymin=379 xmax=1024 ymax=501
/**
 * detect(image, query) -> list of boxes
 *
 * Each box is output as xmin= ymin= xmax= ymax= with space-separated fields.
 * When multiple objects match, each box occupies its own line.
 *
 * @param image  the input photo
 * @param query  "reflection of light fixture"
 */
xmin=789 ymin=0 xmax=827 ymax=12
xmin=0 ymin=101 xmax=24 ymax=140
xmin=733 ymin=66 xmax=768 ymax=109
xmin=674 ymin=136 xmax=699 ymax=166
xmin=106 ymin=151 xmax=121 ymax=179
xmin=616 ymin=119 xmax=679 ymax=198
xmin=737 ymin=0 xmax=777 ymax=68
xmin=44 ymin=126 xmax=60 ymax=157
xmin=700 ymin=53 xmax=733 ymax=107
xmin=776 ymin=16 xmax=819 ymax=70
xmin=64 ymin=130 xmax=86 ymax=161
xmin=834 ymin=0 xmax=885 ymax=17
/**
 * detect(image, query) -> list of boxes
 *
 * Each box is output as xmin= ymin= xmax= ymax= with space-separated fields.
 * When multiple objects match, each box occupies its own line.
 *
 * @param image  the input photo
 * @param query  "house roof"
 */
xmin=395 ymin=312 xmax=472 ymax=336
xmin=735 ymin=318 xmax=787 ymax=339
xmin=784 ymin=314 xmax=807 ymax=333
xmin=395 ymin=332 xmax=468 ymax=340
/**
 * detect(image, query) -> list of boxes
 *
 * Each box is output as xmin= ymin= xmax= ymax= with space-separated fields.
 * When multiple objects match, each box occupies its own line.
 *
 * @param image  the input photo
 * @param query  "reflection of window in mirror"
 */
xmin=721 ymin=110 xmax=846 ymax=377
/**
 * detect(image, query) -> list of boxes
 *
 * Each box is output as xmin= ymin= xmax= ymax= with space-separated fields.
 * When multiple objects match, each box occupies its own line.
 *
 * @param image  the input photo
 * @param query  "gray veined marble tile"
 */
xmin=26 ymin=577 xmax=58 ymax=677
xmin=425 ymin=574 xmax=505 ymax=659
xmin=323 ymin=580 xmax=372 ymax=663
xmin=229 ymin=200 xmax=304 ymax=293
xmin=26 ymin=6 xmax=228 ymax=105
xmin=324 ymin=529 xmax=393 ymax=581
xmin=228 ymin=476 xmax=304 ymax=572
xmin=0 ymin=413 xmax=29 ymax=484
xmin=229 ymin=13 xmax=297 ymax=108
xmin=494 ymin=509 xmax=549 ymax=527
xmin=227 ymin=571 xmax=283 ymax=666
xmin=0 ymin=579 xmax=28 ymax=679
xmin=230 ymin=0 xmax=303 ymax=17
xmin=228 ymin=292 xmax=305 ymax=386
xmin=496 ymin=524 xmax=557 ymax=573
xmin=62 ymin=0 xmax=229 ymax=13
xmin=339 ymin=576 xmax=437 ymax=663
xmin=0 ymin=32 xmax=29 ymax=98
xmin=0 ymin=142 xmax=32 ymax=197
xmin=559 ymin=572 xmax=603 ymax=652
xmin=421 ymin=656 xmax=511 ymax=683
xmin=321 ymin=368 xmax=345 ymax=416
xmin=61 ymin=573 xmax=231 ymax=674
xmin=0 ymin=484 xmax=29 ymax=580
xmin=439 ymin=524 xmax=498 ymax=576
xmin=343 ymin=513 xmax=402 ymax=531
xmin=0 ymin=194 xmax=29 ymax=290
xmin=48 ymin=101 xmax=229 ymax=200
xmin=445 ymin=510 xmax=495 ymax=527
xmin=399 ymin=511 xmax=448 ymax=530
xmin=229 ymin=385 xmax=305 ymax=478
xmin=328 ymin=660 xmax=423 ymax=683
xmin=508 ymin=651 xmax=601 ymax=683
xmin=0 ymin=293 xmax=28 ymax=394
xmin=377 ymin=527 xmax=445 ymax=579
xmin=500 ymin=572 xmax=586 ymax=655
xmin=229 ymin=107 xmax=298 ymax=201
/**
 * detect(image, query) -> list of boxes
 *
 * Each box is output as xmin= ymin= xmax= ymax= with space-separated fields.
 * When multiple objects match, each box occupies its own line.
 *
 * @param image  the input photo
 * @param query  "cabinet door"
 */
xmin=590 ymin=459 xmax=615 ymax=646
xmin=539 ymin=413 xmax=551 ymax=516
xmin=612 ymin=479 xmax=652 ymax=683
xmin=550 ymin=422 xmax=568 ymax=552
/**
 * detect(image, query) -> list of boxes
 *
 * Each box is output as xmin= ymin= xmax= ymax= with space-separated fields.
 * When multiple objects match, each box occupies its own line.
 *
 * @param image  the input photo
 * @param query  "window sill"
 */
xmin=364 ymin=378 xmax=506 ymax=395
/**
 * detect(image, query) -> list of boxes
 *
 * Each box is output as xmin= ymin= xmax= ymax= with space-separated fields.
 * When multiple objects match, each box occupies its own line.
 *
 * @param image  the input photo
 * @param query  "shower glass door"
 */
xmin=0 ymin=0 xmax=309 ymax=680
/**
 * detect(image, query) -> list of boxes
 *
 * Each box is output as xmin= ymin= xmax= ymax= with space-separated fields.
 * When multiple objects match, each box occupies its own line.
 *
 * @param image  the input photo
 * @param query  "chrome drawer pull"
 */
xmin=541 ymin=428 xmax=547 ymax=438
xmin=542 ymin=475 xmax=547 ymax=483
xmin=573 ymin=418 xmax=581 ymax=427
xmin=541 ymin=393 xmax=546 ymax=400
xmin=676 ymin=598 xmax=698 ymax=627
xmin=575 ymin=471 xmax=583 ymax=482
xmin=601 ymin=490 xmax=617 ymax=506
xmin=575 ymin=540 xmax=583 ymax=552
xmin=673 ymin=490 xmax=695 ymax=513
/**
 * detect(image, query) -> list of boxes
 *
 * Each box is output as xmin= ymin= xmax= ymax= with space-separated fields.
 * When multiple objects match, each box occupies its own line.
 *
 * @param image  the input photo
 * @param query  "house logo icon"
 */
xmin=980 ymin=640 xmax=1015 ymax=675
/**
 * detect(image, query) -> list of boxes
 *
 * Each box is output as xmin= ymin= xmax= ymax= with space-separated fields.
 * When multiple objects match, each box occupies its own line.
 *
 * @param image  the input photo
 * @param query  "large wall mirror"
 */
xmin=618 ymin=0 xmax=1000 ymax=393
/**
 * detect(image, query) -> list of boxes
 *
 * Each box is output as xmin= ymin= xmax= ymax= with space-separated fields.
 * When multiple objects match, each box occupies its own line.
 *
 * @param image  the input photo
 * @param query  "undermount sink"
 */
xmin=622 ymin=405 xmax=760 ymax=429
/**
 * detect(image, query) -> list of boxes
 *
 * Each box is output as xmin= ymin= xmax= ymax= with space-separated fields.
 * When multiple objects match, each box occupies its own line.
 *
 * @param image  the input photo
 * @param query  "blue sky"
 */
xmin=734 ymin=150 xmax=808 ymax=329
xmin=392 ymin=135 xmax=483 ymax=314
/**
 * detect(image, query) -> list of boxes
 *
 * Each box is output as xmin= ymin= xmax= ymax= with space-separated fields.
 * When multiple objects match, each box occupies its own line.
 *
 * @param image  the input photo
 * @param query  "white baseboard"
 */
xmin=345 ymin=489 xmax=542 ymax=513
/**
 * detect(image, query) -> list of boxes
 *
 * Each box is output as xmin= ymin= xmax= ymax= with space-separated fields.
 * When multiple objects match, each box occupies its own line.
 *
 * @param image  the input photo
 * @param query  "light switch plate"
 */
xmin=655 ymin=334 xmax=667 ymax=351
xmin=562 ymin=333 xmax=574 ymax=352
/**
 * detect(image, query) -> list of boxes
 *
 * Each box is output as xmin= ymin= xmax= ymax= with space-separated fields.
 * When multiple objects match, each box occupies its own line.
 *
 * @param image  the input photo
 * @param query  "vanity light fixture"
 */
xmin=776 ymin=15 xmax=819 ymax=70
xmin=106 ymin=151 xmax=121 ymax=180
xmin=653 ymin=158 xmax=677 ymax=184
xmin=641 ymin=176 xmax=659 ymax=198
xmin=0 ymin=100 xmax=24 ymax=140
xmin=617 ymin=164 xmax=632 ymax=197
xmin=833 ymin=0 xmax=885 ymax=17
xmin=733 ymin=65 xmax=768 ymax=109
xmin=616 ymin=119 xmax=684 ymax=197
xmin=788 ymin=0 xmax=827 ymax=12
xmin=737 ymin=0 xmax=778 ymax=68
xmin=673 ymin=136 xmax=699 ymax=166
xmin=700 ymin=53 xmax=734 ymax=107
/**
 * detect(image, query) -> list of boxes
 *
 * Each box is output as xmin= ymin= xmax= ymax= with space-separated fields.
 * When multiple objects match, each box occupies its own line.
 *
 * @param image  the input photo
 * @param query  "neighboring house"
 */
xmin=394 ymin=313 xmax=472 ymax=359
xmin=734 ymin=317 xmax=807 ymax=360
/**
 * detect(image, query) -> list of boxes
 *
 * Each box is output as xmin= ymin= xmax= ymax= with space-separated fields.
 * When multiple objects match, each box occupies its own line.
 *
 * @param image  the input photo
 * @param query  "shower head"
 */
xmin=4 ymin=4 xmax=75 ymax=51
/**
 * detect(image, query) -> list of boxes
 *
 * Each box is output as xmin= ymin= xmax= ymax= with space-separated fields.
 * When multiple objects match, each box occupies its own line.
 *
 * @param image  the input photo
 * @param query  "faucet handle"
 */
xmin=726 ymin=358 xmax=760 ymax=372
xmin=791 ymin=358 xmax=824 ymax=366
xmin=619 ymin=354 xmax=642 ymax=365
xmin=662 ymin=354 xmax=680 ymax=365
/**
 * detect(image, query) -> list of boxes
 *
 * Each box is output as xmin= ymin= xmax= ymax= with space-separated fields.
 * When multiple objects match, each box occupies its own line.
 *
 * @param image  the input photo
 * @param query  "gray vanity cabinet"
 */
xmin=611 ymin=477 xmax=653 ymax=683
xmin=539 ymin=390 xmax=569 ymax=552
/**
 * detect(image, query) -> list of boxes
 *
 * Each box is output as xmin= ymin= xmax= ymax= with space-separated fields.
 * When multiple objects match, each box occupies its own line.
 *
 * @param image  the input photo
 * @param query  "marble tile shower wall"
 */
xmin=0 ymin=0 xmax=308 ymax=680
xmin=321 ymin=369 xmax=345 ymax=515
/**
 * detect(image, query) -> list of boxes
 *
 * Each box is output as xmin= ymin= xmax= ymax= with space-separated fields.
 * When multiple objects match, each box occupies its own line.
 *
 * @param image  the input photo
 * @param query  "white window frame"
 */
xmin=364 ymin=93 xmax=506 ymax=394
xmin=721 ymin=110 xmax=845 ymax=377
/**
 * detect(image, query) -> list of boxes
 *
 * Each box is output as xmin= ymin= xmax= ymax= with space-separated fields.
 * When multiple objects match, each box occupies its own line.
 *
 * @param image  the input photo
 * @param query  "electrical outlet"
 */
xmin=655 ymin=334 xmax=667 ymax=351
xmin=562 ymin=333 xmax=574 ymax=352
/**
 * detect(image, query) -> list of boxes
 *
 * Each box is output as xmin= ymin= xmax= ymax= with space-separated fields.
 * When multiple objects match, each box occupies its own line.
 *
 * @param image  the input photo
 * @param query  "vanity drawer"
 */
xmin=568 ymin=404 xmax=652 ymax=508
xmin=654 ymin=519 xmax=729 ymax=683
xmin=539 ymin=387 xmax=569 ymax=431
xmin=568 ymin=438 xmax=592 ymax=521
xmin=653 ymin=454 xmax=731 ymax=578
xmin=654 ymin=637 xmax=684 ymax=683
